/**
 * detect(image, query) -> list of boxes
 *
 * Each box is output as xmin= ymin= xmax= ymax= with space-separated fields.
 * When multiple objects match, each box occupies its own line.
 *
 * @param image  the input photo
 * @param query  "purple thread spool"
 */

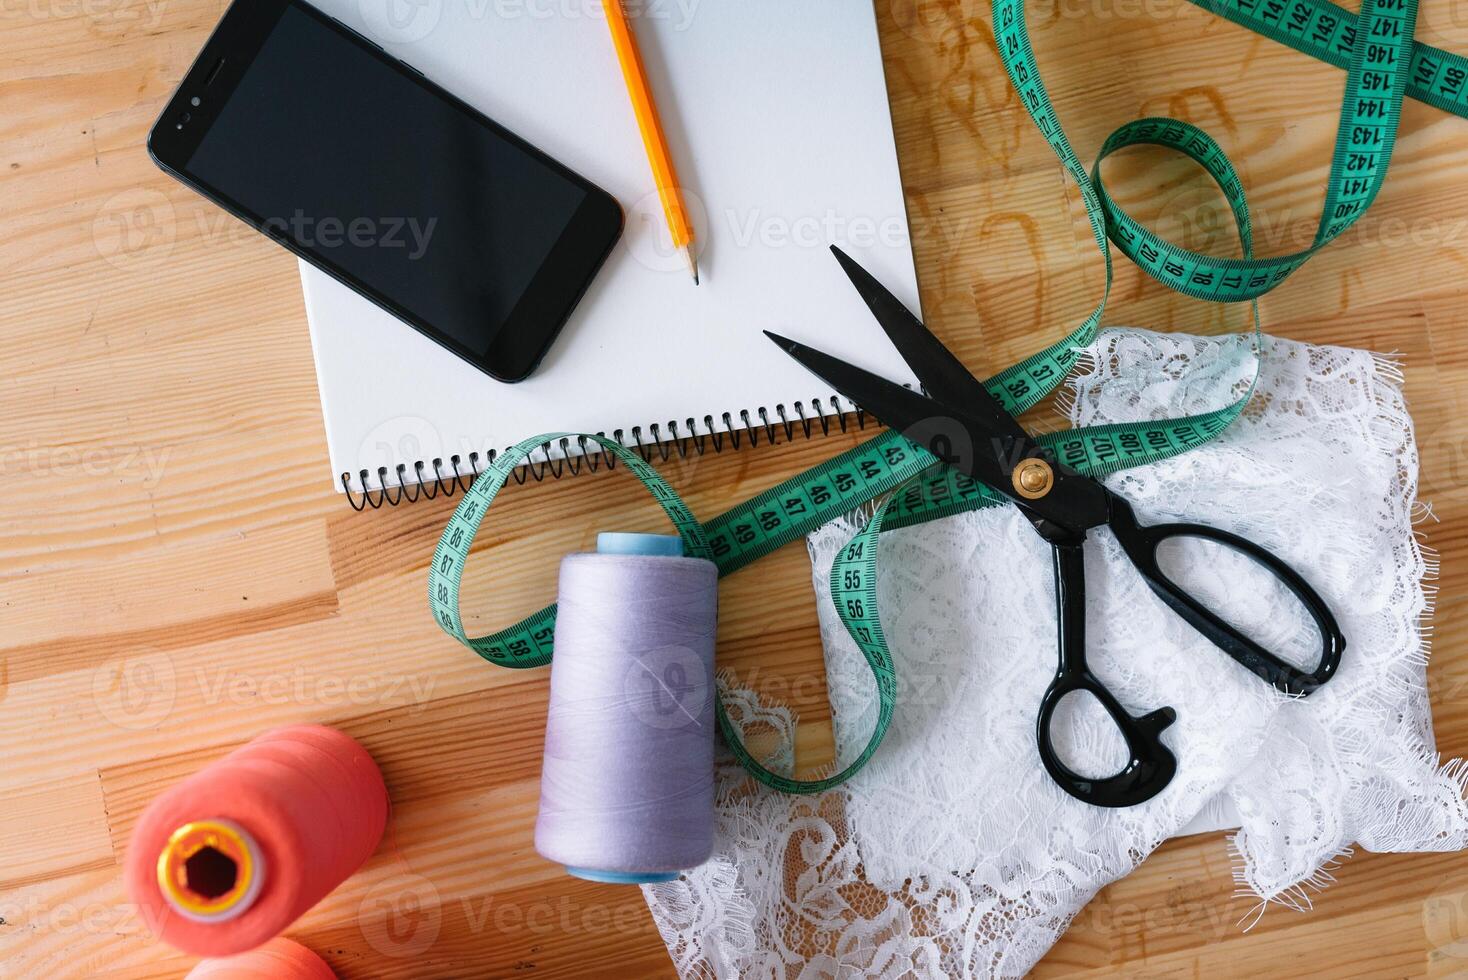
xmin=535 ymin=532 xmax=718 ymax=884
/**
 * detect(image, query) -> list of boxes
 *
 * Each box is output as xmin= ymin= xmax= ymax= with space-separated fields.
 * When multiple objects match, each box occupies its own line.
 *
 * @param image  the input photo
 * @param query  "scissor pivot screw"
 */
xmin=1013 ymin=458 xmax=1054 ymax=499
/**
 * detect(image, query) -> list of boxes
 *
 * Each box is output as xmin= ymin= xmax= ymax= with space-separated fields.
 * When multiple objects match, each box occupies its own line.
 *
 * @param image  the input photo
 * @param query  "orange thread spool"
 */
xmin=125 ymin=725 xmax=388 ymax=956
xmin=184 ymin=937 xmax=337 ymax=979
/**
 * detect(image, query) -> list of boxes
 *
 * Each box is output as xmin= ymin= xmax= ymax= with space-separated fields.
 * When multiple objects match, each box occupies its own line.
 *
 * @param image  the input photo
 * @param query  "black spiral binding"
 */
xmin=341 ymin=398 xmax=871 ymax=511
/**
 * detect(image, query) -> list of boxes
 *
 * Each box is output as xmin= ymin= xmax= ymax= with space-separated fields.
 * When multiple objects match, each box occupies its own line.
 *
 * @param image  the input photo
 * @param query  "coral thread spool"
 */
xmin=535 ymin=532 xmax=718 ymax=884
xmin=125 ymin=725 xmax=388 ymax=956
xmin=184 ymin=937 xmax=337 ymax=979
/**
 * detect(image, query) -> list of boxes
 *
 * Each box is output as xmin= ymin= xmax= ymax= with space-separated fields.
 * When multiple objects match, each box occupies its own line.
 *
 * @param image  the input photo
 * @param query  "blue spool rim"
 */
xmin=566 ymin=866 xmax=680 ymax=885
xmin=595 ymin=532 xmax=684 ymax=557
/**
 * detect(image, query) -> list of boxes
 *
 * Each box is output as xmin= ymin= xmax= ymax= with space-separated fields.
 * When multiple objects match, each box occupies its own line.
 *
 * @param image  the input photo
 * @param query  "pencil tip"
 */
xmin=684 ymin=243 xmax=700 ymax=285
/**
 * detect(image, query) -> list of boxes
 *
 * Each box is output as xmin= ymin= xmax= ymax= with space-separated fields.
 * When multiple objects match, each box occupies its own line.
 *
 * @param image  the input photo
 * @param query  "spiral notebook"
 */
xmin=301 ymin=0 xmax=920 ymax=506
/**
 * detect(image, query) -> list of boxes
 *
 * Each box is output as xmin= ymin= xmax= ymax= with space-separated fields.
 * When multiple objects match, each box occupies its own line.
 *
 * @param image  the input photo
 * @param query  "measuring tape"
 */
xmin=429 ymin=421 xmax=1243 ymax=791
xmin=1183 ymin=0 xmax=1467 ymax=119
xmin=431 ymin=0 xmax=1455 ymax=792
xmin=430 ymin=395 xmax=1253 ymax=793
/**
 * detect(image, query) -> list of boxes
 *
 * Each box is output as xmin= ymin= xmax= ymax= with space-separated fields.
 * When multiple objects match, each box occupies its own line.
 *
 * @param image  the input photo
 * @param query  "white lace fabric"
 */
xmin=644 ymin=329 xmax=1461 ymax=977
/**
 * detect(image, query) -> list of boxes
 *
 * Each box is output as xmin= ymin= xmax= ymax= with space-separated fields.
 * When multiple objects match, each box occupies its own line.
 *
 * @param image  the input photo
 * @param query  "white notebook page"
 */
xmin=299 ymin=0 xmax=921 ymax=493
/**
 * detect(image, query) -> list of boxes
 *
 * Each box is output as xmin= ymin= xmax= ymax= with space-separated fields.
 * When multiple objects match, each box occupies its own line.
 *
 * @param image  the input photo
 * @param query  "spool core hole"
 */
xmin=157 ymin=819 xmax=262 ymax=922
xmin=183 ymin=845 xmax=238 ymax=900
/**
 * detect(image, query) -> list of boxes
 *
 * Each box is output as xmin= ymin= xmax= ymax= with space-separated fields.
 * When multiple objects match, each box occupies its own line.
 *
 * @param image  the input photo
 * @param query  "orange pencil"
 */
xmin=601 ymin=0 xmax=699 ymax=284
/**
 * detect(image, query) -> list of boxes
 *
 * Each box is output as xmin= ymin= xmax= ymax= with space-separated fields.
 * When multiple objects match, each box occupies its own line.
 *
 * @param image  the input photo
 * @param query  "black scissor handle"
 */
xmin=1106 ymin=497 xmax=1346 ymax=696
xmin=1037 ymin=542 xmax=1179 ymax=807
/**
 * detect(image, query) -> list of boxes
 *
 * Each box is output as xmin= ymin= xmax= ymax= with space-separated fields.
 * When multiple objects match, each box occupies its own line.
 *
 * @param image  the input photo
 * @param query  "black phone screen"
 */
xmin=155 ymin=1 xmax=620 ymax=380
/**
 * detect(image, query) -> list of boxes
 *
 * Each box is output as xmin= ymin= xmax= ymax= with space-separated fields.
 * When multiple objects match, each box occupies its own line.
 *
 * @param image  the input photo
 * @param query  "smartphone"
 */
xmin=148 ymin=0 xmax=623 ymax=382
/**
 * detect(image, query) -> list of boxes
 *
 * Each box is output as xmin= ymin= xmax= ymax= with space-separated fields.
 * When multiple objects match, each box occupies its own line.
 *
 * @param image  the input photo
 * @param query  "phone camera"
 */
xmin=190 ymin=96 xmax=202 ymax=107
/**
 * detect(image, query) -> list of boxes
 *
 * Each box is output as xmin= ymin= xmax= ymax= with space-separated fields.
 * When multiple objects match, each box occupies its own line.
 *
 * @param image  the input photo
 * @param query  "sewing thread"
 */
xmin=535 ymin=533 xmax=719 ymax=883
xmin=125 ymin=725 xmax=388 ymax=956
xmin=184 ymin=937 xmax=337 ymax=979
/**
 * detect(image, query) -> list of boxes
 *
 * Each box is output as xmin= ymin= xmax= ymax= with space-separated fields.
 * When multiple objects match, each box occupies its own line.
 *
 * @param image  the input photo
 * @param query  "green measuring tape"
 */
xmin=1068 ymin=0 xmax=1421 ymax=300
xmin=431 ymin=0 xmax=1452 ymax=792
xmin=1185 ymin=0 xmax=1466 ymax=118
xmin=430 ymin=410 xmax=1240 ymax=792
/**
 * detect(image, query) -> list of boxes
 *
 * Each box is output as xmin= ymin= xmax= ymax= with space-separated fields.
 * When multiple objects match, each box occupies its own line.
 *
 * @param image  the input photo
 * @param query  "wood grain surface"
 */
xmin=3 ymin=0 xmax=1467 ymax=976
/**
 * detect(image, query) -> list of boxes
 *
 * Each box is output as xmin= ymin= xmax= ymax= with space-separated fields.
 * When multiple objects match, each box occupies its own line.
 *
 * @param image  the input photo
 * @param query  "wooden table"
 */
xmin=4 ymin=0 xmax=1468 ymax=976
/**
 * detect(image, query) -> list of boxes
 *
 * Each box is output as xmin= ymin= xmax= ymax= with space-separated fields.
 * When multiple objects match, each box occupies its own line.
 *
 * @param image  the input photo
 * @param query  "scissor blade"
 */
xmin=763 ymin=330 xmax=930 ymax=421
xmin=766 ymin=330 xmax=1112 ymax=536
xmin=765 ymin=330 xmax=1018 ymax=487
xmin=830 ymin=246 xmax=1027 ymax=441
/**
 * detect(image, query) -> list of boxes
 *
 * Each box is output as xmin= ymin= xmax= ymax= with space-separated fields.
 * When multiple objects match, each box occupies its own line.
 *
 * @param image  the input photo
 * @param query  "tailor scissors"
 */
xmin=765 ymin=247 xmax=1346 ymax=808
